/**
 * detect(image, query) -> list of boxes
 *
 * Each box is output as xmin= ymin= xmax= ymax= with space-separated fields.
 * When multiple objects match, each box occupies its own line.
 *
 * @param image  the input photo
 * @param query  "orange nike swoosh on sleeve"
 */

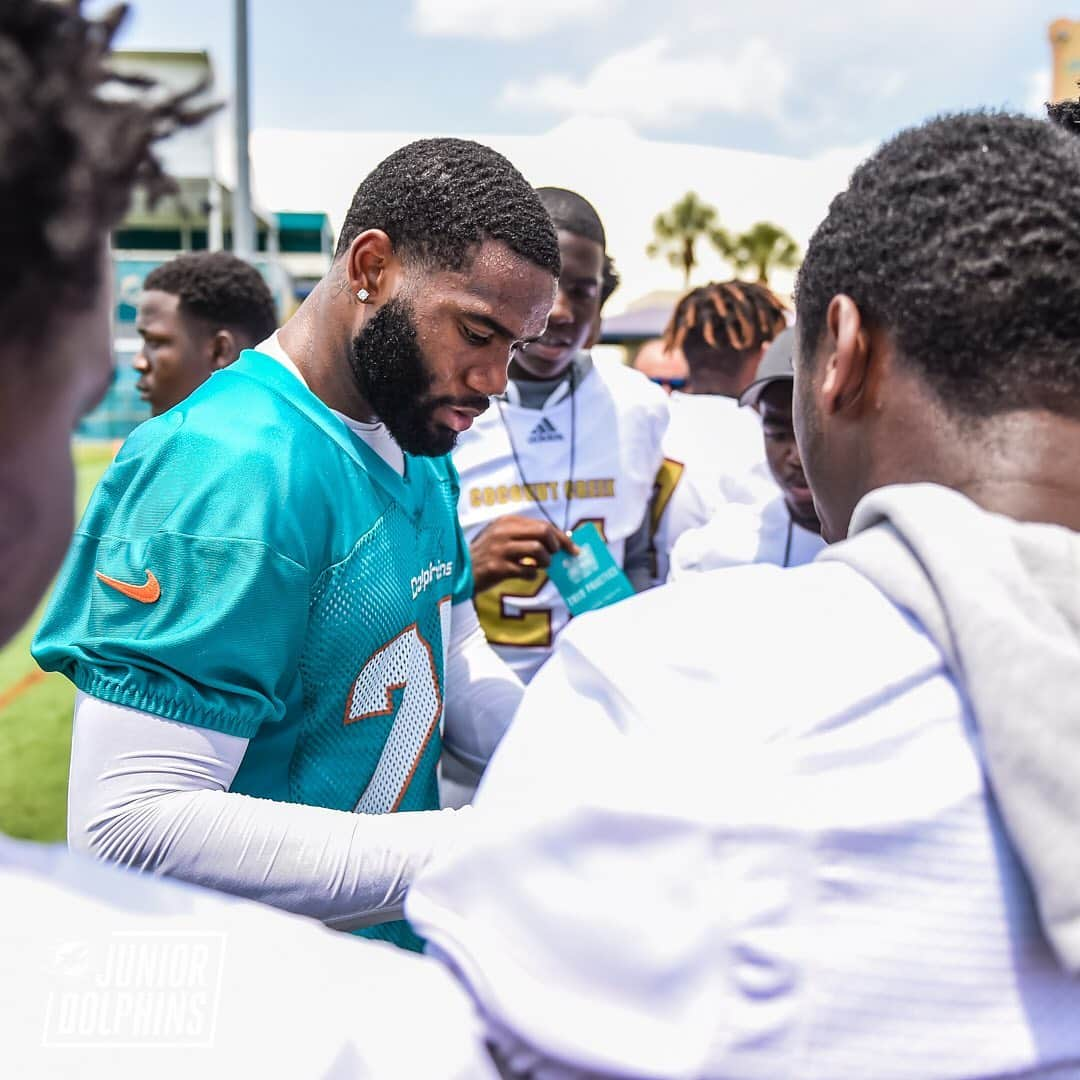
xmin=94 ymin=570 xmax=162 ymax=604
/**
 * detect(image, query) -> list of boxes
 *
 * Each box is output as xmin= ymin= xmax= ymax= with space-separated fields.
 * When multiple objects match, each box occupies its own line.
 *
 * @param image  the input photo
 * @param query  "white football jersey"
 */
xmin=651 ymin=391 xmax=778 ymax=581
xmin=454 ymin=358 xmax=668 ymax=683
xmin=670 ymin=494 xmax=826 ymax=578
xmin=410 ymin=562 xmax=1080 ymax=1078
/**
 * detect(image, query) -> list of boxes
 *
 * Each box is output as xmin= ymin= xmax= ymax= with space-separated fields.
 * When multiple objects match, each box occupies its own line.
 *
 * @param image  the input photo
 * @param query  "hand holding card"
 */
xmin=546 ymin=522 xmax=635 ymax=617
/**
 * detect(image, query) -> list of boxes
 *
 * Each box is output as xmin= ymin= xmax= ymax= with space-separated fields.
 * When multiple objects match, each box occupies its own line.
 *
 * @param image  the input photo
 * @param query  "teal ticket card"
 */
xmin=547 ymin=522 xmax=635 ymax=616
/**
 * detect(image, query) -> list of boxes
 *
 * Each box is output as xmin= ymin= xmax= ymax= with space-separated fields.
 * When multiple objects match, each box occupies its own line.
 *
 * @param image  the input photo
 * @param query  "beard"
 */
xmin=348 ymin=297 xmax=486 ymax=457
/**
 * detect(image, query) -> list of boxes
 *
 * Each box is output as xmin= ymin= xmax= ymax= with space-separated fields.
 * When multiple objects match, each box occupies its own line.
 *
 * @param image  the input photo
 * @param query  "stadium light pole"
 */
xmin=232 ymin=0 xmax=255 ymax=259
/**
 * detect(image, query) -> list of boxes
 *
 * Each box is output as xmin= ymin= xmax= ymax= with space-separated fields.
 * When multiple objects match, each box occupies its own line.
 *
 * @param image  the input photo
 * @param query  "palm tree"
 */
xmin=647 ymin=192 xmax=722 ymax=289
xmin=718 ymin=222 xmax=800 ymax=285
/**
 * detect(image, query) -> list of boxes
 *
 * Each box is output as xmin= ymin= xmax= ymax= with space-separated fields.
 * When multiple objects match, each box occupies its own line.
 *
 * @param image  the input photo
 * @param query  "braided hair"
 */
xmin=0 ymin=0 xmax=213 ymax=346
xmin=663 ymin=280 xmax=787 ymax=376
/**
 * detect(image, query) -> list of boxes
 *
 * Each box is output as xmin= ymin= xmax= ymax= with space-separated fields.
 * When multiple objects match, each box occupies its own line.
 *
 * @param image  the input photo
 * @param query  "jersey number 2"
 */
xmin=475 ymin=517 xmax=604 ymax=647
xmin=344 ymin=620 xmax=444 ymax=814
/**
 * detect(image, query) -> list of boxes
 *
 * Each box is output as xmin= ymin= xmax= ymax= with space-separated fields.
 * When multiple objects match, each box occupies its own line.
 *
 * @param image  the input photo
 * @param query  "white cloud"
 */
xmin=411 ymin=0 xmax=615 ymax=40
xmin=875 ymin=69 xmax=908 ymax=100
xmin=500 ymin=36 xmax=791 ymax=128
xmin=1025 ymin=67 xmax=1052 ymax=115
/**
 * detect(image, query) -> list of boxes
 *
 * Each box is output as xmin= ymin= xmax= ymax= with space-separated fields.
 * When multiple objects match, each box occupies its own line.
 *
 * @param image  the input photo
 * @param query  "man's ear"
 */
xmin=344 ymin=229 xmax=399 ymax=304
xmin=820 ymin=294 xmax=872 ymax=417
xmin=209 ymin=328 xmax=240 ymax=371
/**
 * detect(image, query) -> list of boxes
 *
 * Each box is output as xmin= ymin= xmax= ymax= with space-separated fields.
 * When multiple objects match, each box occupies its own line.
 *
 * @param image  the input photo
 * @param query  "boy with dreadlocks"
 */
xmin=650 ymin=280 xmax=789 ymax=580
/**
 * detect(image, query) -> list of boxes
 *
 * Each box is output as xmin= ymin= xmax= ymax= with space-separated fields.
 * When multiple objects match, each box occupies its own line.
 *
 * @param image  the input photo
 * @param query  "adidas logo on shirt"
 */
xmin=527 ymin=418 xmax=563 ymax=443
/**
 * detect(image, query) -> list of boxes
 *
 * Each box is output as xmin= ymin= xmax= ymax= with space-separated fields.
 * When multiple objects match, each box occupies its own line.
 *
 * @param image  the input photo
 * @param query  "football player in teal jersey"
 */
xmin=34 ymin=138 xmax=559 ymax=950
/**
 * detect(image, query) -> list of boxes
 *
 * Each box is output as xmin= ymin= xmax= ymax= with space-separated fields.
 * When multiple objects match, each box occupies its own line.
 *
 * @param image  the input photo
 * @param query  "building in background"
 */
xmin=81 ymin=51 xmax=333 ymax=440
xmin=1050 ymin=19 xmax=1080 ymax=104
xmin=599 ymin=290 xmax=683 ymax=349
xmin=275 ymin=212 xmax=337 ymax=301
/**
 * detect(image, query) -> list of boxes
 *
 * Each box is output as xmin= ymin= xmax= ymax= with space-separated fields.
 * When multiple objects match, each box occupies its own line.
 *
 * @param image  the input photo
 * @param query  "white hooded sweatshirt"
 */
xmin=408 ymin=483 xmax=1080 ymax=1079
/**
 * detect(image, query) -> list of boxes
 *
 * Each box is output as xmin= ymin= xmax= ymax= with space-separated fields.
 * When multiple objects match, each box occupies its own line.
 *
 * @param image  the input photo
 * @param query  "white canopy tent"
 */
xmin=251 ymin=117 xmax=871 ymax=315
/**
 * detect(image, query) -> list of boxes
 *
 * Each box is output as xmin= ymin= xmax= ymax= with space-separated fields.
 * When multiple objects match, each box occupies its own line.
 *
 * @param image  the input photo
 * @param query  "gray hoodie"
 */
xmin=819 ymin=482 xmax=1080 ymax=974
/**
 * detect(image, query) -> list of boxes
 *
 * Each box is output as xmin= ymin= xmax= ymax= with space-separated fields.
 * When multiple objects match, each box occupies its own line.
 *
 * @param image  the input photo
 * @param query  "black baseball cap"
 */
xmin=739 ymin=326 xmax=795 ymax=409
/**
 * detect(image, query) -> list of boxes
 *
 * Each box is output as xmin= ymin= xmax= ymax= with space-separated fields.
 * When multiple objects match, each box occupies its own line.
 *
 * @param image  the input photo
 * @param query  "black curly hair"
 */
xmin=144 ymin=251 xmax=278 ymax=345
xmin=600 ymin=254 xmax=620 ymax=308
xmin=0 ymin=0 xmax=212 ymax=345
xmin=334 ymin=138 xmax=560 ymax=278
xmin=663 ymin=281 xmax=787 ymax=376
xmin=795 ymin=111 xmax=1080 ymax=418
xmin=1047 ymin=97 xmax=1080 ymax=135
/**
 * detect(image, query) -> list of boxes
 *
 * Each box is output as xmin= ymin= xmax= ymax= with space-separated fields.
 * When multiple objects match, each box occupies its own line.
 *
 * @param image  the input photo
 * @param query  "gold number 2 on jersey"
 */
xmin=475 ymin=518 xmax=605 ymax=648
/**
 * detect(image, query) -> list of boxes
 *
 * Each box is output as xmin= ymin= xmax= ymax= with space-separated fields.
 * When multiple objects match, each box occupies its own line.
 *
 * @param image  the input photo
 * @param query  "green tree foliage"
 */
xmin=646 ymin=192 xmax=723 ymax=289
xmin=713 ymin=221 xmax=800 ymax=285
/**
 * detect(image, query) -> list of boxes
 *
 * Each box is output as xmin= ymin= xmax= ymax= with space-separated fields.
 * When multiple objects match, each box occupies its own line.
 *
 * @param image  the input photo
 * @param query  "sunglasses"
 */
xmin=649 ymin=377 xmax=687 ymax=389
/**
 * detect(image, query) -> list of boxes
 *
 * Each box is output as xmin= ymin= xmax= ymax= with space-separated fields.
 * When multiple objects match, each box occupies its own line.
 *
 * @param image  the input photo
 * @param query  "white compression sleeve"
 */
xmin=441 ymin=601 xmax=524 ymax=785
xmin=67 ymin=691 xmax=470 ymax=931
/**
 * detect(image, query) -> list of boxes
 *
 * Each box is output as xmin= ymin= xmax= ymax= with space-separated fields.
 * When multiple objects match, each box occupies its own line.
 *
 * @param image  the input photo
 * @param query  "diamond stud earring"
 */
xmin=356 ymin=288 xmax=370 ymax=302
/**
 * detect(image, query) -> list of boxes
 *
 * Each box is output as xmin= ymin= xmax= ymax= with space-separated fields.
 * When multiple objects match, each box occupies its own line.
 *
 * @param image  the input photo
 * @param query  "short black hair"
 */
xmin=796 ymin=111 xmax=1080 ymax=418
xmin=0 ymin=0 xmax=211 ymax=346
xmin=334 ymin=138 xmax=560 ymax=278
xmin=1048 ymin=97 xmax=1080 ymax=136
xmin=144 ymin=252 xmax=277 ymax=345
xmin=535 ymin=187 xmax=606 ymax=250
xmin=600 ymin=254 xmax=620 ymax=308
xmin=664 ymin=281 xmax=787 ymax=376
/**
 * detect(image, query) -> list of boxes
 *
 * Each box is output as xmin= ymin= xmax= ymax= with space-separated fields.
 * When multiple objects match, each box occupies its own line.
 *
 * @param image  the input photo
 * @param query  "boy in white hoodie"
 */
xmin=408 ymin=111 xmax=1080 ymax=1078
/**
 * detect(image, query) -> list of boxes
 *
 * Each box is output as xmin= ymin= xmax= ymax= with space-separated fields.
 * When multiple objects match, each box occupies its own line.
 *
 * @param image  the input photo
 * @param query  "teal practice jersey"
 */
xmin=34 ymin=350 xmax=474 ymax=950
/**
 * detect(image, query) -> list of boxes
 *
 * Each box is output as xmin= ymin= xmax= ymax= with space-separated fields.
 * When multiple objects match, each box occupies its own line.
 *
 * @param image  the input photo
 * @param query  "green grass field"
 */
xmin=0 ymin=442 xmax=114 ymax=841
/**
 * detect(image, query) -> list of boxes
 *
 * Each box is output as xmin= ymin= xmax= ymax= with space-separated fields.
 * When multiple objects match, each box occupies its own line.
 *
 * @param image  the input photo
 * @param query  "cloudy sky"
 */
xmin=111 ymin=0 xmax=1061 ymax=157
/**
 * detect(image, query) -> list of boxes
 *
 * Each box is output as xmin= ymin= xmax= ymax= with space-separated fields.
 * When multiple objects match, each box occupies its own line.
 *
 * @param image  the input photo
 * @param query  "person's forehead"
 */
xmin=428 ymin=240 xmax=555 ymax=338
xmin=137 ymin=289 xmax=181 ymax=324
xmin=556 ymin=229 xmax=604 ymax=280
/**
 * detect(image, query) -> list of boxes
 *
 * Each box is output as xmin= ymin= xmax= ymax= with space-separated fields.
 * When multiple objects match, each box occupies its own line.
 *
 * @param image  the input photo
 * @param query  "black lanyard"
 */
xmin=782 ymin=514 xmax=794 ymax=568
xmin=496 ymin=366 xmax=577 ymax=535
